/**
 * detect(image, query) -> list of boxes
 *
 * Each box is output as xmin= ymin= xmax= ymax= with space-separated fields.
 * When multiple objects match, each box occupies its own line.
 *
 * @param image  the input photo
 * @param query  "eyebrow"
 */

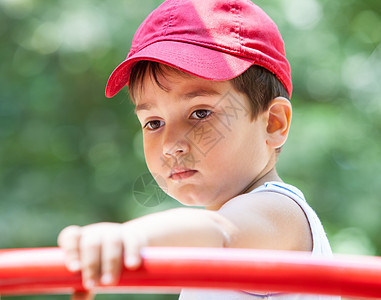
xmin=135 ymin=102 xmax=153 ymax=113
xmin=182 ymin=88 xmax=221 ymax=100
xmin=134 ymin=87 xmax=221 ymax=113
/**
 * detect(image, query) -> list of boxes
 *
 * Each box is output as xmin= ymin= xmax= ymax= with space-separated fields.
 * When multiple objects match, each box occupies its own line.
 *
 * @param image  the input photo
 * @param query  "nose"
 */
xmin=162 ymin=127 xmax=190 ymax=159
xmin=163 ymin=141 xmax=189 ymax=158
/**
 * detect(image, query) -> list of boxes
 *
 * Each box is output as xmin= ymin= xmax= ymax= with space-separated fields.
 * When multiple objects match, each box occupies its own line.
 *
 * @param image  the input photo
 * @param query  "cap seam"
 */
xmin=163 ymin=0 xmax=178 ymax=37
xmin=231 ymin=0 xmax=242 ymax=55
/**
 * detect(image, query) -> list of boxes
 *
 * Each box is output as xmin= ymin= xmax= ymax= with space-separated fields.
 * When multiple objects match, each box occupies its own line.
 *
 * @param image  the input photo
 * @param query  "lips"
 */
xmin=169 ymin=168 xmax=197 ymax=181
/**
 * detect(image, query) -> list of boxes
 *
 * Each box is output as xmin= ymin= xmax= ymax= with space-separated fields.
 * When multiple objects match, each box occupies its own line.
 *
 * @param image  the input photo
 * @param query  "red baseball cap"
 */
xmin=105 ymin=0 xmax=292 ymax=98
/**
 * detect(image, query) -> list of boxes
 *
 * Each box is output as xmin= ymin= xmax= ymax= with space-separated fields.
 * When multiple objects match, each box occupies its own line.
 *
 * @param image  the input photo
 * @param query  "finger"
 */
xmin=123 ymin=237 xmax=142 ymax=270
xmin=80 ymin=232 xmax=102 ymax=289
xmin=57 ymin=225 xmax=82 ymax=272
xmin=101 ymin=233 xmax=123 ymax=285
xmin=71 ymin=291 xmax=93 ymax=300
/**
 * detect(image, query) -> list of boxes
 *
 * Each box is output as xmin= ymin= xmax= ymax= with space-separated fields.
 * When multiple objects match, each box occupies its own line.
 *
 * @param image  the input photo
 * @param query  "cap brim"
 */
xmin=105 ymin=40 xmax=254 ymax=98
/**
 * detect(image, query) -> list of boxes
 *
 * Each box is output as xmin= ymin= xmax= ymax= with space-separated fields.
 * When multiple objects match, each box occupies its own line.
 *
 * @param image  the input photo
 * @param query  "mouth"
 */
xmin=169 ymin=168 xmax=197 ymax=181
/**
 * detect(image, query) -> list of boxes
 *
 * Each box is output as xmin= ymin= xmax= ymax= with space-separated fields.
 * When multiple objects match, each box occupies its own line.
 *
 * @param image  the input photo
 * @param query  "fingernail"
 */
xmin=101 ymin=273 xmax=113 ymax=285
xmin=68 ymin=260 xmax=81 ymax=272
xmin=85 ymin=279 xmax=95 ymax=289
xmin=125 ymin=256 xmax=140 ymax=269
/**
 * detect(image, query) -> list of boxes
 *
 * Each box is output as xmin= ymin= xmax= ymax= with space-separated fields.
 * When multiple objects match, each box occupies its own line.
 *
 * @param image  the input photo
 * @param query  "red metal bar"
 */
xmin=1 ymin=247 xmax=381 ymax=298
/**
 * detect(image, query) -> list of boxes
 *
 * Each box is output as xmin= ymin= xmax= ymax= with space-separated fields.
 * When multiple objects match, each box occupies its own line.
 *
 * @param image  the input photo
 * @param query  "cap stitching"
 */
xmin=231 ymin=0 xmax=242 ymax=55
xmin=163 ymin=0 xmax=178 ymax=37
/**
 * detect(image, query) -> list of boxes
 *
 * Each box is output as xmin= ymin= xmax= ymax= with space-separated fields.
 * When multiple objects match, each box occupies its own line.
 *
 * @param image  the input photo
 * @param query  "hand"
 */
xmin=57 ymin=222 xmax=144 ymax=291
xmin=57 ymin=207 xmax=234 ymax=293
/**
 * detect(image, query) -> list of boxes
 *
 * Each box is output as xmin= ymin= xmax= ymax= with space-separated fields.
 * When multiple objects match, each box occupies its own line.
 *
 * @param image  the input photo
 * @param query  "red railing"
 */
xmin=1 ymin=247 xmax=381 ymax=298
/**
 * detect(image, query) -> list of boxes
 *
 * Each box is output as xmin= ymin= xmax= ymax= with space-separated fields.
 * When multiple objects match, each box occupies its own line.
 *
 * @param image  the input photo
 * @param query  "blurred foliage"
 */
xmin=0 ymin=0 xmax=380 ymax=299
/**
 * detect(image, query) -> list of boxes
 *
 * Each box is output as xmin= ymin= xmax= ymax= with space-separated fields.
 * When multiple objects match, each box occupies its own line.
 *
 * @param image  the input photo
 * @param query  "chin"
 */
xmin=175 ymin=196 xmax=202 ymax=207
xmin=170 ymin=191 xmax=207 ymax=207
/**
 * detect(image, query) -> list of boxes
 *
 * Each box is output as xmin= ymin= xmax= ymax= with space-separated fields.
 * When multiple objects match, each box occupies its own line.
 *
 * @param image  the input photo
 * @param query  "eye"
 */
xmin=190 ymin=109 xmax=212 ymax=120
xmin=144 ymin=120 xmax=165 ymax=130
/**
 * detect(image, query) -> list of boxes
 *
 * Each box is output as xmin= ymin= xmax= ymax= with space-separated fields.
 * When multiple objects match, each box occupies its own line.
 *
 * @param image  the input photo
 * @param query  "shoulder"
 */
xmin=220 ymin=190 xmax=306 ymax=222
xmin=216 ymin=190 xmax=313 ymax=251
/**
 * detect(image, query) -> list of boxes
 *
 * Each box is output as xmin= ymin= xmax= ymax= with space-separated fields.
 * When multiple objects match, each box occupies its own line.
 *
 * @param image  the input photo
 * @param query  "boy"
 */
xmin=58 ymin=0 xmax=338 ymax=299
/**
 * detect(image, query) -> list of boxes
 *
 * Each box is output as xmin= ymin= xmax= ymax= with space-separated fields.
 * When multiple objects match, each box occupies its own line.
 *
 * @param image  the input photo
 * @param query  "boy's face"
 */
xmin=134 ymin=66 xmax=272 ymax=210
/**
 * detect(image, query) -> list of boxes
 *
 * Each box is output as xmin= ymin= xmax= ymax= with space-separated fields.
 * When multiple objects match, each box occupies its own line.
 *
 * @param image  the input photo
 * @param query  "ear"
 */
xmin=265 ymin=97 xmax=292 ymax=149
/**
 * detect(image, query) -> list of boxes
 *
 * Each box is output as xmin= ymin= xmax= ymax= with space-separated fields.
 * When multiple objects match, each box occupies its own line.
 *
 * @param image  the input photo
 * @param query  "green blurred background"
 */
xmin=0 ymin=0 xmax=380 ymax=299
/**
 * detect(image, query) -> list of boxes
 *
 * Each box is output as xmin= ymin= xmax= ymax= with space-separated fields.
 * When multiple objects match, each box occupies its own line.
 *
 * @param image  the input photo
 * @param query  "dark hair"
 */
xmin=230 ymin=65 xmax=289 ymax=118
xmin=128 ymin=61 xmax=289 ymax=119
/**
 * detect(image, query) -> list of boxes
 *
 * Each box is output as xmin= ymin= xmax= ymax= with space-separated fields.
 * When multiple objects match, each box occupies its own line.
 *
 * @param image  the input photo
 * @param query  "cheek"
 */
xmin=206 ymin=121 xmax=265 ymax=167
xmin=198 ymin=132 xmax=241 ymax=176
xmin=142 ymin=137 xmax=158 ymax=170
xmin=185 ymin=121 xmax=226 ymax=157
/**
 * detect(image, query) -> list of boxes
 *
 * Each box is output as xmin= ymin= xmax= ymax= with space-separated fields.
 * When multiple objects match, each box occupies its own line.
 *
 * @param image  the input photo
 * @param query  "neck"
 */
xmin=239 ymin=151 xmax=282 ymax=194
xmin=239 ymin=168 xmax=281 ymax=195
xmin=205 ymin=153 xmax=280 ymax=211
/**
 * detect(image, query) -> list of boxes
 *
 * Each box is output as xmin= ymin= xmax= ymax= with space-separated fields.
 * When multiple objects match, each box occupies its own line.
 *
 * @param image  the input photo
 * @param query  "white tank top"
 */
xmin=179 ymin=181 xmax=341 ymax=300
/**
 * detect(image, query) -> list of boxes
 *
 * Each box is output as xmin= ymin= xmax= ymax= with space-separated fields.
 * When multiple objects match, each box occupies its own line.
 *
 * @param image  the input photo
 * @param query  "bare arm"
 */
xmin=58 ymin=192 xmax=311 ymax=291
